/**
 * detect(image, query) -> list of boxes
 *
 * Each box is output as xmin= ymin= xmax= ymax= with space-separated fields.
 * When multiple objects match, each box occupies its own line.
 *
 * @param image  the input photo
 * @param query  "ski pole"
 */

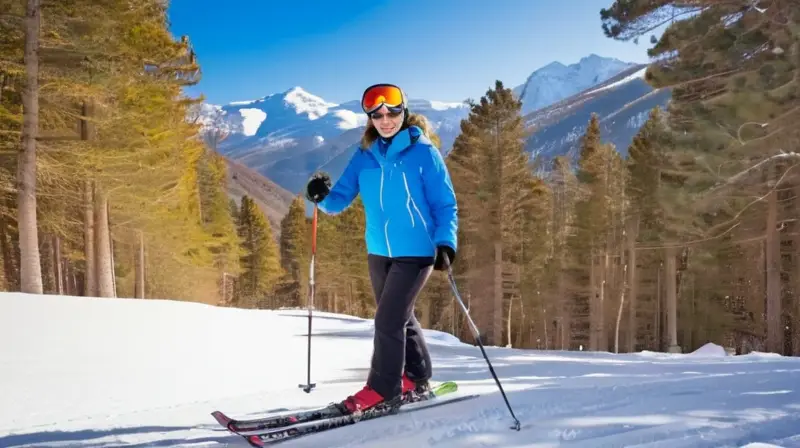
xmin=443 ymin=253 xmax=521 ymax=431
xmin=299 ymin=204 xmax=318 ymax=393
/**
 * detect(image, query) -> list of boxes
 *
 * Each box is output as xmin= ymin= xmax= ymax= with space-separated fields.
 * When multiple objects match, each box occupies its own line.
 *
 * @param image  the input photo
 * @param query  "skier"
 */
xmin=304 ymin=83 xmax=458 ymax=414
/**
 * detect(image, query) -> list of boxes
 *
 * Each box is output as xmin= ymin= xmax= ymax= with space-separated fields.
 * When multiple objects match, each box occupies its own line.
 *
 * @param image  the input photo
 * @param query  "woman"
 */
xmin=305 ymin=83 xmax=458 ymax=414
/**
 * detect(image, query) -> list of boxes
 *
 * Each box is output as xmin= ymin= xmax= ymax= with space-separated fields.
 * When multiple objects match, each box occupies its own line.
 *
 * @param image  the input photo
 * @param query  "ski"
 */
xmin=212 ymin=380 xmax=458 ymax=434
xmin=212 ymin=403 xmax=340 ymax=433
xmin=239 ymin=392 xmax=480 ymax=446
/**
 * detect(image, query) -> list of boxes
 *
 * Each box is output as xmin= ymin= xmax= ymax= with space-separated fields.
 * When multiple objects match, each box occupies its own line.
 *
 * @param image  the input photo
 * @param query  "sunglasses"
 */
xmin=369 ymin=108 xmax=403 ymax=120
xmin=362 ymin=83 xmax=406 ymax=114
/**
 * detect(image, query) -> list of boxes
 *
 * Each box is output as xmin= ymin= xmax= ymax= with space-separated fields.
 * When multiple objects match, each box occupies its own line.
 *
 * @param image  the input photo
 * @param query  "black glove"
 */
xmin=434 ymin=245 xmax=455 ymax=271
xmin=305 ymin=171 xmax=331 ymax=203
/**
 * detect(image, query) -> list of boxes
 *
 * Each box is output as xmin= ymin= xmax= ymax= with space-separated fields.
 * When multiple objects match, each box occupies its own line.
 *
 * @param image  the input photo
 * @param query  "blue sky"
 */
xmin=167 ymin=0 xmax=658 ymax=105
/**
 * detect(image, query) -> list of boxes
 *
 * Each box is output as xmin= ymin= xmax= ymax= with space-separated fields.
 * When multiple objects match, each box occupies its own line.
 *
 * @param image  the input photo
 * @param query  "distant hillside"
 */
xmin=524 ymin=64 xmax=672 ymax=160
xmin=223 ymin=156 xmax=295 ymax=237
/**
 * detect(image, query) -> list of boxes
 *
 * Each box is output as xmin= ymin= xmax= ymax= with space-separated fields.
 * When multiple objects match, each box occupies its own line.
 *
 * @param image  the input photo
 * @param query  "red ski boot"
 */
xmin=402 ymin=374 xmax=416 ymax=395
xmin=339 ymin=384 xmax=385 ymax=414
xmin=402 ymin=373 xmax=432 ymax=403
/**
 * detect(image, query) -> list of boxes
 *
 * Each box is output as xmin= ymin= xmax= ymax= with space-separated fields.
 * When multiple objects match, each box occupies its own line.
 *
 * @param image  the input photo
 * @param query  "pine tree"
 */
xmin=624 ymin=107 xmax=675 ymax=351
xmin=544 ymin=155 xmax=579 ymax=349
xmin=447 ymin=80 xmax=538 ymax=346
xmin=198 ymin=150 xmax=243 ymax=289
xmin=602 ymin=0 xmax=800 ymax=354
xmin=278 ymin=196 xmax=309 ymax=307
xmin=315 ymin=207 xmax=343 ymax=312
xmin=237 ymin=195 xmax=283 ymax=308
xmin=336 ymin=197 xmax=369 ymax=315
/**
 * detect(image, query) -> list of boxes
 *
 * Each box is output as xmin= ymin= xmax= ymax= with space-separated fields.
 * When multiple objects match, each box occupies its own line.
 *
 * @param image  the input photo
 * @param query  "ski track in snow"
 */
xmin=2 ymin=292 xmax=800 ymax=447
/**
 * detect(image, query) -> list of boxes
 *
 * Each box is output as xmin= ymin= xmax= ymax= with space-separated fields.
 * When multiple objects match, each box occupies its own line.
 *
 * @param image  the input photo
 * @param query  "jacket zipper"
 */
xmin=401 ymin=170 xmax=415 ymax=227
xmin=379 ymin=162 xmax=392 ymax=257
xmin=403 ymin=172 xmax=436 ymax=252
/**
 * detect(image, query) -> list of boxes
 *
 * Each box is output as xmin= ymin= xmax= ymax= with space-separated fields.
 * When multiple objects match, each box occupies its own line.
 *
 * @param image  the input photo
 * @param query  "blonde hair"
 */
xmin=360 ymin=112 xmax=442 ymax=150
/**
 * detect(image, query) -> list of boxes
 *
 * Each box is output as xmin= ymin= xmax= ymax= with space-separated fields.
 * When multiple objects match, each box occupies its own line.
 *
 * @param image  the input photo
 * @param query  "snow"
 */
xmin=283 ymin=87 xmax=337 ymax=120
xmin=331 ymin=109 xmax=366 ymax=130
xmin=2 ymin=291 xmax=800 ymax=448
xmin=689 ymin=342 xmax=729 ymax=357
xmin=238 ymin=108 xmax=267 ymax=136
xmin=229 ymin=99 xmax=259 ymax=106
xmin=583 ymin=66 xmax=648 ymax=96
xmin=428 ymin=101 xmax=467 ymax=111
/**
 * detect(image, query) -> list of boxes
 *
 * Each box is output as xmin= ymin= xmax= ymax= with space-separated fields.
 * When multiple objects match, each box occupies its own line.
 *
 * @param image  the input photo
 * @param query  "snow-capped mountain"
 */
xmin=513 ymin=54 xmax=637 ymax=116
xmin=197 ymin=87 xmax=366 ymax=156
xmin=196 ymin=86 xmax=470 ymax=193
xmin=196 ymin=54 xmax=656 ymax=194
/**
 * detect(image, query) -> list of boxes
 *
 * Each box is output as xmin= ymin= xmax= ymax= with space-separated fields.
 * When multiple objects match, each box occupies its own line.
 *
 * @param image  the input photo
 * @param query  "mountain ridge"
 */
xmin=196 ymin=54 xmax=666 ymax=195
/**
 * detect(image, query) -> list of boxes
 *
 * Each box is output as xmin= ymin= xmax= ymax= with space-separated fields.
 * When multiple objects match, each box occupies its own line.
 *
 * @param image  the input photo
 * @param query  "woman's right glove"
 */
xmin=305 ymin=171 xmax=331 ymax=204
xmin=434 ymin=245 xmax=456 ymax=271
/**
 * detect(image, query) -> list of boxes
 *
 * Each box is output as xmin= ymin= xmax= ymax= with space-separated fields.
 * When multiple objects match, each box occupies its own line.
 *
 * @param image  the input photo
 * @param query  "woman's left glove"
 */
xmin=434 ymin=245 xmax=456 ymax=271
xmin=305 ymin=171 xmax=331 ymax=203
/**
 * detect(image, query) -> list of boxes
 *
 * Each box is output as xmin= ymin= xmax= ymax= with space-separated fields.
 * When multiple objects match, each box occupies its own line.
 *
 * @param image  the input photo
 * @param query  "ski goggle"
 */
xmin=361 ymin=84 xmax=406 ymax=114
xmin=369 ymin=109 xmax=403 ymax=120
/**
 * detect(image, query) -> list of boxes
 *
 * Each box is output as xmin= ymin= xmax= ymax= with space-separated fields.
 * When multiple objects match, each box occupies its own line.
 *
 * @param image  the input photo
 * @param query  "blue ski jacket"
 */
xmin=318 ymin=125 xmax=458 ymax=259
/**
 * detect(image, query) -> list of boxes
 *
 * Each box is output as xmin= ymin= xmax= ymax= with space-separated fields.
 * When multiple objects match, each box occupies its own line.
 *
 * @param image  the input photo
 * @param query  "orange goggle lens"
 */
xmin=361 ymin=84 xmax=405 ymax=113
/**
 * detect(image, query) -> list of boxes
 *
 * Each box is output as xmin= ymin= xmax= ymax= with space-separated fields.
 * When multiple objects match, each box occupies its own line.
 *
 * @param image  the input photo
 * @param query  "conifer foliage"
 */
xmin=235 ymin=195 xmax=282 ymax=308
xmin=447 ymin=81 xmax=550 ymax=347
xmin=0 ymin=0 xmax=270 ymax=304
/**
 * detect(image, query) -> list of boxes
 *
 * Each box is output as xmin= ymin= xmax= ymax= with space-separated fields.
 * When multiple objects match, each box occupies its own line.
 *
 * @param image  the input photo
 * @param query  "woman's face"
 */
xmin=370 ymin=105 xmax=404 ymax=138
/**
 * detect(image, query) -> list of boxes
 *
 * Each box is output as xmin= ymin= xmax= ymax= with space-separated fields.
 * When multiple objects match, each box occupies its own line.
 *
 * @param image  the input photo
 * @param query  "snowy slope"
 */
xmin=4 ymin=291 xmax=799 ymax=447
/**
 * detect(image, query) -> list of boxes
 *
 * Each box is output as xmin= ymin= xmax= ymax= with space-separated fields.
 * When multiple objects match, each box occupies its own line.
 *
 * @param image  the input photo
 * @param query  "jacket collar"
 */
xmin=370 ymin=126 xmax=430 ymax=163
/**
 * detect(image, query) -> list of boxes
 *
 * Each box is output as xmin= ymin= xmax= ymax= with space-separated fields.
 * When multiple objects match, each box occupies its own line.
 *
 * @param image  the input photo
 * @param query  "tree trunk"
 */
xmin=506 ymin=295 xmax=513 ymax=347
xmin=83 ymin=180 xmax=96 ymax=296
xmin=94 ymin=190 xmax=114 ymax=297
xmin=419 ymin=296 xmax=431 ymax=329
xmin=615 ymin=264 xmax=628 ymax=354
xmin=589 ymin=249 xmax=597 ymax=350
xmin=73 ymin=264 xmax=79 ymax=295
xmin=558 ymin=255 xmax=569 ymax=349
xmin=515 ymin=296 xmax=525 ymax=348
xmin=52 ymin=235 xmax=62 ymax=294
xmin=109 ymin=213 xmax=116 ymax=298
xmin=598 ymin=248 xmax=608 ymax=351
xmin=655 ymin=261 xmax=661 ymax=350
xmin=626 ymin=217 xmax=639 ymax=352
xmin=0 ymin=209 xmax=17 ymax=291
xmin=794 ymin=184 xmax=800 ymax=355
xmin=665 ymin=246 xmax=681 ymax=353
xmin=17 ymin=0 xmax=43 ymax=294
xmin=347 ymin=281 xmax=353 ymax=316
xmin=493 ymin=241 xmax=503 ymax=346
xmin=765 ymin=172 xmax=782 ymax=353
xmin=134 ymin=230 xmax=145 ymax=298
xmin=0 ymin=73 xmax=6 ymax=107
xmin=63 ymin=259 xmax=70 ymax=295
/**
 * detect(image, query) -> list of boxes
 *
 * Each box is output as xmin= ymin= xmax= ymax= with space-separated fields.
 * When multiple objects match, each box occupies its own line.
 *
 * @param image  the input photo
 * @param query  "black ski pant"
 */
xmin=366 ymin=254 xmax=434 ymax=401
